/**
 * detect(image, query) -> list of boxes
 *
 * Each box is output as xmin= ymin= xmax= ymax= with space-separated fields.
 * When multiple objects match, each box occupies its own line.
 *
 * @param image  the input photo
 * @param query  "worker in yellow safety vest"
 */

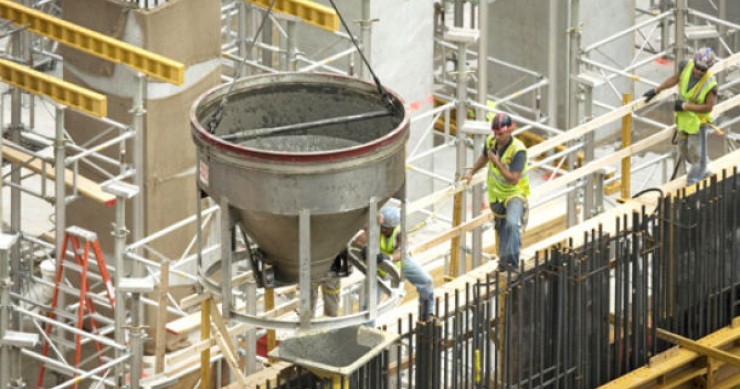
xmin=464 ymin=113 xmax=530 ymax=272
xmin=355 ymin=205 xmax=435 ymax=317
xmin=643 ymin=47 xmax=719 ymax=185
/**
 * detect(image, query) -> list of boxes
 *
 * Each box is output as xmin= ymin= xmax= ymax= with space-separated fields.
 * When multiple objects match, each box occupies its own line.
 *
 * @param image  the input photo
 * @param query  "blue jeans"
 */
xmin=402 ymin=257 xmax=435 ymax=315
xmin=492 ymin=197 xmax=525 ymax=269
xmin=680 ymin=125 xmax=710 ymax=185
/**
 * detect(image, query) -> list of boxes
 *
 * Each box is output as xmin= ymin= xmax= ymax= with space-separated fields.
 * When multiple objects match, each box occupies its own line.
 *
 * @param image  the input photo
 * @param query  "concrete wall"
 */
xmin=62 ymin=0 xmax=222 ymax=261
xmin=487 ymin=0 xmax=635 ymax=140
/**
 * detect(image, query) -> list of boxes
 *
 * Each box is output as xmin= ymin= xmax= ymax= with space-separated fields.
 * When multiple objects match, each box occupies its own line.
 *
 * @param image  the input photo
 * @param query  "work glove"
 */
xmin=674 ymin=99 xmax=686 ymax=112
xmin=642 ymin=88 xmax=657 ymax=103
xmin=376 ymin=253 xmax=391 ymax=264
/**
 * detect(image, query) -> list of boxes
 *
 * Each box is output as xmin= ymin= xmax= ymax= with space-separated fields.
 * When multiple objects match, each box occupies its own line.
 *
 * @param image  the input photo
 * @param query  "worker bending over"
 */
xmin=464 ymin=113 xmax=530 ymax=273
xmin=643 ymin=47 xmax=719 ymax=185
xmin=356 ymin=206 xmax=435 ymax=317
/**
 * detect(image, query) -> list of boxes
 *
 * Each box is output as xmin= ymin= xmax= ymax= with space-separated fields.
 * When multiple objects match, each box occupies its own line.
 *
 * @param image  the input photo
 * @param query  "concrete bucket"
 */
xmin=191 ymin=73 xmax=408 ymax=285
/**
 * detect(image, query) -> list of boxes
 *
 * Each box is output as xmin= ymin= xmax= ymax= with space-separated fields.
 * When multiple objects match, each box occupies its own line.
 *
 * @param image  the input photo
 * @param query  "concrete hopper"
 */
xmin=190 ymin=73 xmax=408 ymax=285
xmin=268 ymin=325 xmax=398 ymax=378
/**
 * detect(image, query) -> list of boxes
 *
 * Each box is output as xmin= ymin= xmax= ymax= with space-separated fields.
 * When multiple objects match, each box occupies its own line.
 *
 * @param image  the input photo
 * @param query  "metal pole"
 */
xmin=237 ymin=0 xmax=249 ymax=76
xmin=9 ymin=17 xmax=28 ymax=385
xmin=132 ymin=73 xmax=146 ymax=325
xmin=285 ymin=18 xmax=298 ymax=71
xmin=298 ymin=209 xmax=312 ymax=329
xmin=548 ymin=0 xmax=559 ymax=128
xmin=244 ymin=281 xmax=257 ymax=375
xmin=129 ymin=292 xmax=144 ymax=389
xmin=54 ymin=107 xmax=66 ymax=281
xmin=659 ymin=0 xmax=670 ymax=55
xmin=565 ymin=0 xmax=581 ymax=227
xmin=452 ymin=41 xmax=469 ymax=277
xmin=0 ymin=234 xmax=17 ymax=389
xmin=717 ymin=0 xmax=727 ymax=86
xmin=113 ymin=192 xmax=127 ymax=388
xmin=582 ymin=85 xmax=595 ymax=219
xmin=220 ymin=197 xmax=232 ymax=319
xmin=366 ymin=198 xmax=379 ymax=323
xmin=359 ymin=0 xmax=372 ymax=80
xmin=675 ymin=0 xmax=687 ymax=67
xmin=472 ymin=0 xmax=488 ymax=269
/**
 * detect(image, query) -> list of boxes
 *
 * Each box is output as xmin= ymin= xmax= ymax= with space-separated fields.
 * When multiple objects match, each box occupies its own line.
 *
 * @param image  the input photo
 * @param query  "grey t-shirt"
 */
xmin=678 ymin=60 xmax=718 ymax=97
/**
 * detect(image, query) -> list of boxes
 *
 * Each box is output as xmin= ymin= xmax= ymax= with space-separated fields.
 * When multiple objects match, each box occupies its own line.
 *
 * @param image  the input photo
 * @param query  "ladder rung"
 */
xmin=60 ymin=261 xmax=105 ymax=282
xmin=54 ymin=284 xmax=113 ymax=307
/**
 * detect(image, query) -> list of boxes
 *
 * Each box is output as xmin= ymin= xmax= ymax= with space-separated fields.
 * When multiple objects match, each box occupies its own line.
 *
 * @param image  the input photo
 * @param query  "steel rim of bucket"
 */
xmin=199 ymin=259 xmax=403 ymax=330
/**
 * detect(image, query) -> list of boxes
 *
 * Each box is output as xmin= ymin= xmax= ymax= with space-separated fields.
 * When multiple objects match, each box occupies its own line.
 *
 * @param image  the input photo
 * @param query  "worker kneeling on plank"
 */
xmin=355 ymin=205 xmax=435 ymax=318
xmin=464 ymin=113 xmax=530 ymax=273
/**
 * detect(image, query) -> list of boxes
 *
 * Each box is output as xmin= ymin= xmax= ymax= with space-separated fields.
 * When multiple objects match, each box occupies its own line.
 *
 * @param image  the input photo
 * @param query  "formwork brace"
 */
xmin=0 ymin=58 xmax=106 ymax=117
xmin=599 ymin=318 xmax=740 ymax=388
xmin=0 ymin=0 xmax=184 ymax=85
xmin=656 ymin=328 xmax=740 ymax=367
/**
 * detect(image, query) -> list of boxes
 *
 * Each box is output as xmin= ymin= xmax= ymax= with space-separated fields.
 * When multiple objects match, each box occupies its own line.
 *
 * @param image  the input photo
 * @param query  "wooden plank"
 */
xmin=598 ymin=321 xmax=740 ymax=388
xmin=409 ymin=53 xmax=740 ymax=217
xmin=411 ymin=211 xmax=493 ymax=255
xmin=656 ymin=328 xmax=740 ymax=367
xmin=2 ymin=145 xmax=115 ymax=205
xmin=210 ymin=303 xmax=249 ymax=386
xmin=531 ymin=92 xmax=740 ymax=201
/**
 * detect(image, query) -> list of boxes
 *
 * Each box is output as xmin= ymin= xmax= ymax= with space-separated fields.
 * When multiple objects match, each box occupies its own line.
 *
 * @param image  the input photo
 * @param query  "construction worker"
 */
xmin=643 ymin=47 xmax=719 ymax=185
xmin=463 ymin=113 xmax=530 ymax=272
xmin=355 ymin=206 xmax=435 ymax=317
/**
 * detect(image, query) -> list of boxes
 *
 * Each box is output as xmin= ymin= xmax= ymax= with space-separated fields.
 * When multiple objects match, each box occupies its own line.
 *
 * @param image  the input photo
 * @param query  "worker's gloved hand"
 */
xmin=642 ymin=88 xmax=657 ymax=103
xmin=674 ymin=99 xmax=686 ymax=112
xmin=376 ymin=253 xmax=391 ymax=264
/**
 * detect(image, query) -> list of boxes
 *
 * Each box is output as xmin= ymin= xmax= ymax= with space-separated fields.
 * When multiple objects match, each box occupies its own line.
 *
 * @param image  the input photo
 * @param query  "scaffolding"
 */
xmin=0 ymin=0 xmax=738 ymax=388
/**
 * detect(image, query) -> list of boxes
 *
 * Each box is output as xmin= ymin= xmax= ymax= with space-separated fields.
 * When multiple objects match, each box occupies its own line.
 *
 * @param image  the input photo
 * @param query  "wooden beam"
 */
xmin=599 ymin=320 xmax=740 ymax=388
xmin=2 ymin=145 xmax=115 ymax=205
xmin=210 ymin=303 xmax=249 ymax=386
xmin=656 ymin=328 xmax=740 ymax=367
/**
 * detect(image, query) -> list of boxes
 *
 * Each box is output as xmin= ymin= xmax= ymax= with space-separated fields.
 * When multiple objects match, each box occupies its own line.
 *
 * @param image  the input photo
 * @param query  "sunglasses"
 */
xmin=694 ymin=61 xmax=709 ymax=72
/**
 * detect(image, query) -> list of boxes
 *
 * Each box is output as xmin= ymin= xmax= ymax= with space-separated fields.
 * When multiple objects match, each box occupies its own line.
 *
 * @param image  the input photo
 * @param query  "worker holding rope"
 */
xmin=643 ymin=47 xmax=719 ymax=185
xmin=464 ymin=113 xmax=530 ymax=273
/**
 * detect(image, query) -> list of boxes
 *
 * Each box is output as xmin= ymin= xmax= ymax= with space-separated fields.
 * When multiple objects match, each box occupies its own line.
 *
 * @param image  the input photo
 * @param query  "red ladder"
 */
xmin=36 ymin=226 xmax=116 ymax=389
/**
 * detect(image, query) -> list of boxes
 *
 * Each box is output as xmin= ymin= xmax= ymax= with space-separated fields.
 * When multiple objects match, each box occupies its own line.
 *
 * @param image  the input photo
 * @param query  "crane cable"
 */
xmin=206 ymin=0 xmax=278 ymax=133
xmin=325 ymin=0 xmax=398 ymax=115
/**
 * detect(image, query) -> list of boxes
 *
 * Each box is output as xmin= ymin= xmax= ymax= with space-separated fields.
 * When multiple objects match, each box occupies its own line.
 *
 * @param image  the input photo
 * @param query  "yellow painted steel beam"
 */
xmin=0 ymin=0 xmax=184 ymax=85
xmin=0 ymin=58 xmax=106 ymax=117
xmin=245 ymin=0 xmax=339 ymax=32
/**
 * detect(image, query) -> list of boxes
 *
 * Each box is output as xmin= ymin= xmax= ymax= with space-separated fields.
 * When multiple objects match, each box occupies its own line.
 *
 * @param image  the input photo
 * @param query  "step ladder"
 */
xmin=36 ymin=226 xmax=116 ymax=389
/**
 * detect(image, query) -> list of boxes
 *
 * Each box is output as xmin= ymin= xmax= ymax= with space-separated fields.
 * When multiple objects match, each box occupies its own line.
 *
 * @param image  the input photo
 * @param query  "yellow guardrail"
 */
xmin=0 ymin=0 xmax=184 ymax=85
xmin=0 ymin=58 xmax=106 ymax=117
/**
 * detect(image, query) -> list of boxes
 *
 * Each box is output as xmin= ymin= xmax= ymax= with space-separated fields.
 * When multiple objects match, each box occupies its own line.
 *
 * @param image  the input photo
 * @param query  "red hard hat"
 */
xmin=491 ymin=113 xmax=515 ymax=133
